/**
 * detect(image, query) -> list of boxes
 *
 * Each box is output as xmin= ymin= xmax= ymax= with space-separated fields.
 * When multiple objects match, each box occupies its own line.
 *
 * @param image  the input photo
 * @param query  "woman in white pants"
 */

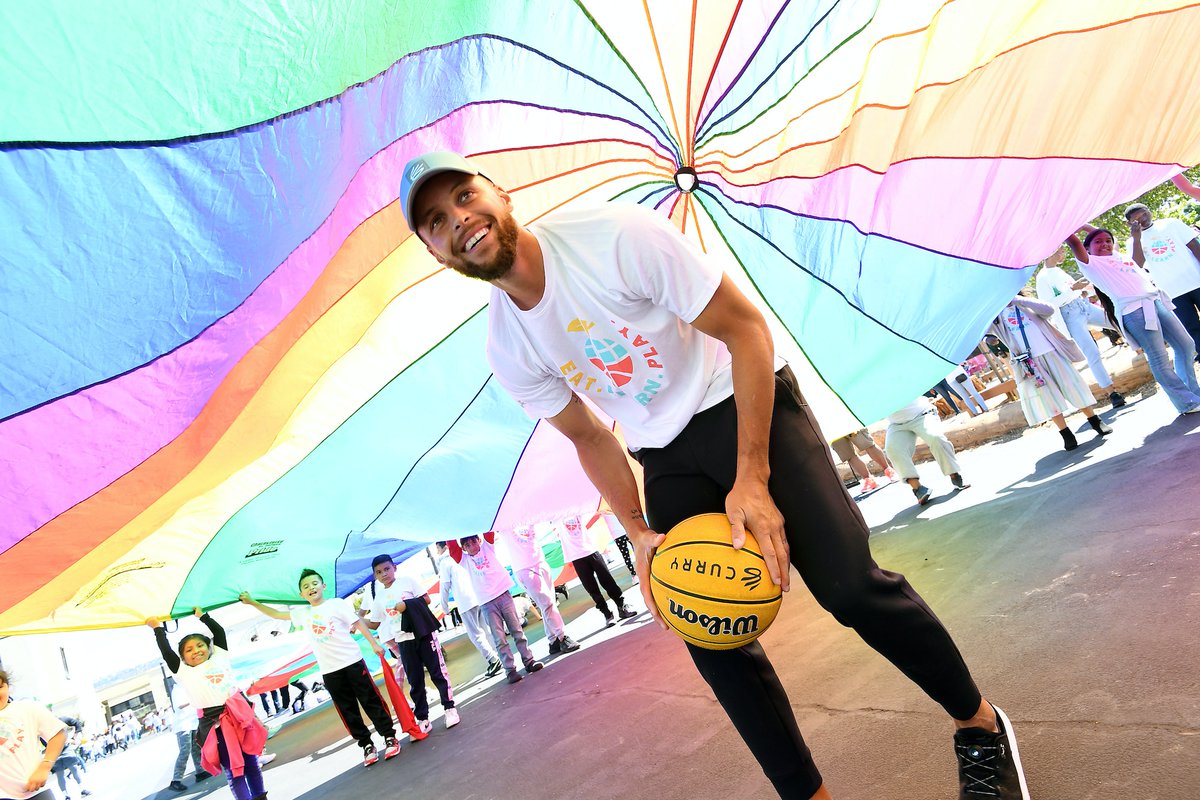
xmin=884 ymin=397 xmax=970 ymax=506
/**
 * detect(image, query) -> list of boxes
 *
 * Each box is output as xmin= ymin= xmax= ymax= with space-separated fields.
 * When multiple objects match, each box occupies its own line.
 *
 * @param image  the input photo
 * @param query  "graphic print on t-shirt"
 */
xmin=0 ymin=719 xmax=24 ymax=755
xmin=202 ymin=660 xmax=232 ymax=687
xmin=1143 ymin=231 xmax=1177 ymax=262
xmin=561 ymin=318 xmax=665 ymax=407
xmin=309 ymin=613 xmax=337 ymax=642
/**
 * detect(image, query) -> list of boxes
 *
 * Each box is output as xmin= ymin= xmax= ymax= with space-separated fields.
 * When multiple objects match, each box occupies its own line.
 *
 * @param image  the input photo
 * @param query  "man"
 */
xmin=493 ymin=524 xmax=582 ymax=655
xmin=1035 ymin=252 xmax=1126 ymax=406
xmin=1124 ymin=202 xmax=1200 ymax=358
xmin=401 ymin=151 xmax=1029 ymax=799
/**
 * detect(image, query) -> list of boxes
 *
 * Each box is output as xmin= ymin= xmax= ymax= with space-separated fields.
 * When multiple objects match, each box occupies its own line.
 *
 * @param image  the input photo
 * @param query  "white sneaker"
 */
xmin=258 ymin=752 xmax=277 ymax=766
xmin=444 ymin=707 xmax=460 ymax=729
xmin=417 ymin=718 xmax=433 ymax=734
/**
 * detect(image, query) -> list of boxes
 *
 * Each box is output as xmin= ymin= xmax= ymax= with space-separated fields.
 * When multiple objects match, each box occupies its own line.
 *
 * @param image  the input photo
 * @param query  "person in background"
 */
xmin=1123 ymin=202 xmax=1200 ymax=359
xmin=167 ymin=682 xmax=210 ymax=792
xmin=1035 ymin=252 xmax=1126 ymax=407
xmin=1067 ymin=226 xmax=1200 ymax=414
xmin=884 ymin=396 xmax=971 ymax=506
xmin=830 ymin=428 xmax=898 ymax=494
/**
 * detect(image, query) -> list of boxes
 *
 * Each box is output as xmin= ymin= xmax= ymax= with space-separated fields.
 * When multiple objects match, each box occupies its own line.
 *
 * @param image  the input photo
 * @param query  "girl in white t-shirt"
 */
xmin=148 ymin=608 xmax=267 ymax=800
xmin=1067 ymin=226 xmax=1200 ymax=414
xmin=0 ymin=669 xmax=66 ymax=800
xmin=240 ymin=570 xmax=400 ymax=768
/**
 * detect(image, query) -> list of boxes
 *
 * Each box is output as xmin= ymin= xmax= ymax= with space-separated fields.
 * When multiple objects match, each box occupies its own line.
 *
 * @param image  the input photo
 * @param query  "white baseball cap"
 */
xmin=399 ymin=151 xmax=484 ymax=232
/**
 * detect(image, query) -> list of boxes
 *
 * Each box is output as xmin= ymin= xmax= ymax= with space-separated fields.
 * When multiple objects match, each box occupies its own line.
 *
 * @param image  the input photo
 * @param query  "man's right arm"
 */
xmin=544 ymin=394 xmax=667 ymax=629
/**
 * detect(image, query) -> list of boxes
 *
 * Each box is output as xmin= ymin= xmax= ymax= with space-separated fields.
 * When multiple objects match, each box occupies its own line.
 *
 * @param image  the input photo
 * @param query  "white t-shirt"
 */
xmin=1079 ymin=254 xmax=1160 ymax=315
xmin=172 ymin=647 xmax=240 ymax=709
xmin=487 ymin=204 xmax=733 ymax=451
xmin=290 ymin=598 xmax=364 ymax=674
xmin=170 ymin=684 xmax=199 ymax=734
xmin=998 ymin=303 xmax=1053 ymax=357
xmin=494 ymin=525 xmax=544 ymax=572
xmin=458 ymin=539 xmax=513 ymax=605
xmin=558 ymin=514 xmax=598 ymax=561
xmin=887 ymin=397 xmax=936 ymax=425
xmin=0 ymin=700 xmax=66 ymax=800
xmin=1135 ymin=218 xmax=1200 ymax=297
xmin=368 ymin=575 xmax=425 ymax=644
xmin=437 ymin=552 xmax=474 ymax=610
xmin=1035 ymin=265 xmax=1083 ymax=308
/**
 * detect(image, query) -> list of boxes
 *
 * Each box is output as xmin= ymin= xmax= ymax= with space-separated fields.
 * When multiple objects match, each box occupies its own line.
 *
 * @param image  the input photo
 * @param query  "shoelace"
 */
xmin=956 ymin=740 xmax=1001 ymax=797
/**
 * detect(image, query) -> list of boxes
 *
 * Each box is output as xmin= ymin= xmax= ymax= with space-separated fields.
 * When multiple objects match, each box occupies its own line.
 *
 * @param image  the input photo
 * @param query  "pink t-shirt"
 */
xmin=1080 ymin=254 xmax=1159 ymax=315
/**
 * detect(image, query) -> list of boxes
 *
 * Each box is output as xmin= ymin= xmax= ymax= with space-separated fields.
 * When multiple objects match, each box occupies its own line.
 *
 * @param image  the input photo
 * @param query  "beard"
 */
xmin=446 ymin=213 xmax=520 ymax=282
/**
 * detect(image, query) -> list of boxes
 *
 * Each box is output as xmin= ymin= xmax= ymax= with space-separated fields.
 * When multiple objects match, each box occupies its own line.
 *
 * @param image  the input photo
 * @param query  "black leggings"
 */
xmin=322 ymin=660 xmax=396 ymax=747
xmin=571 ymin=552 xmax=624 ymax=615
xmin=633 ymin=368 xmax=982 ymax=799
xmin=398 ymin=633 xmax=455 ymax=720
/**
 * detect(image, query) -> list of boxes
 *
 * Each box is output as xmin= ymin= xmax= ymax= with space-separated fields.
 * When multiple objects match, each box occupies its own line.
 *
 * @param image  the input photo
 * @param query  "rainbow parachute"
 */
xmin=3 ymin=1 xmax=1199 ymax=633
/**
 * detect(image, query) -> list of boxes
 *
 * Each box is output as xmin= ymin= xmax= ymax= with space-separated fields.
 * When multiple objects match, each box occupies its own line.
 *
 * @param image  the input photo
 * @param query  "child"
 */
xmin=147 ymin=608 xmax=267 ymax=800
xmin=0 ymin=669 xmax=67 ymax=800
xmin=240 ymin=570 xmax=401 ymax=767
xmin=448 ymin=534 xmax=544 ymax=684
xmin=365 ymin=555 xmax=459 ymax=732
xmin=1067 ymin=225 xmax=1200 ymax=414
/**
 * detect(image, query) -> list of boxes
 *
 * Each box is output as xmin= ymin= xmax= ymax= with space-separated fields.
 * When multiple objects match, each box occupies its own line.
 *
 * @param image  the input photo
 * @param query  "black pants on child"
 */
xmin=322 ymin=659 xmax=396 ymax=747
xmin=633 ymin=367 xmax=982 ymax=799
xmin=398 ymin=633 xmax=455 ymax=721
xmin=571 ymin=552 xmax=624 ymax=616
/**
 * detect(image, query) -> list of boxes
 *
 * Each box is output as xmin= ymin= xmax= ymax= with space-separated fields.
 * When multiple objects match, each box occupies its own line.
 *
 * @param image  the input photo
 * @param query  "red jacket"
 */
xmin=201 ymin=693 xmax=267 ymax=776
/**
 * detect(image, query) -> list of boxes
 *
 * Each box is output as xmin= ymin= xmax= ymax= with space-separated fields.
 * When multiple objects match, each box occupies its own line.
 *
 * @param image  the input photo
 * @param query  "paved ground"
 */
xmin=104 ymin=387 xmax=1199 ymax=800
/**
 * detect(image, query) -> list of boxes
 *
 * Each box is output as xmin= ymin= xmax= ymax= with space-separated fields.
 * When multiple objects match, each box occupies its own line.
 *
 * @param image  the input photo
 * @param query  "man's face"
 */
xmin=1127 ymin=208 xmax=1153 ymax=229
xmin=412 ymin=172 xmax=520 ymax=282
xmin=1088 ymin=231 xmax=1116 ymax=256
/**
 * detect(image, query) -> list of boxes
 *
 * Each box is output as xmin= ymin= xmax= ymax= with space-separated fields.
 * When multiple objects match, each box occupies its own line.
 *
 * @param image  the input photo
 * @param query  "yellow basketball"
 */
xmin=649 ymin=513 xmax=783 ymax=650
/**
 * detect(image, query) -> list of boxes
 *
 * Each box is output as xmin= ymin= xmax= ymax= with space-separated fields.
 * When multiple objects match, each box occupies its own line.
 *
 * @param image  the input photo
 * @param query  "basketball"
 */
xmin=649 ymin=513 xmax=783 ymax=650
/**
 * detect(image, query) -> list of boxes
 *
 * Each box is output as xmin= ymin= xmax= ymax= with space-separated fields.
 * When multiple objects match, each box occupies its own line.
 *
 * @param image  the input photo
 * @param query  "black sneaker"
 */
xmin=954 ymin=705 xmax=1030 ymax=799
xmin=617 ymin=602 xmax=638 ymax=620
xmin=547 ymin=637 xmax=562 ymax=655
xmin=505 ymin=668 xmax=522 ymax=684
xmin=167 ymin=781 xmax=187 ymax=792
xmin=1108 ymin=390 xmax=1126 ymax=408
xmin=913 ymin=484 xmax=931 ymax=505
xmin=602 ymin=611 xmax=615 ymax=627
xmin=950 ymin=473 xmax=970 ymax=490
xmin=194 ymin=771 xmax=213 ymax=783
xmin=524 ymin=659 xmax=544 ymax=673
xmin=558 ymin=635 xmax=581 ymax=653
xmin=484 ymin=659 xmax=502 ymax=677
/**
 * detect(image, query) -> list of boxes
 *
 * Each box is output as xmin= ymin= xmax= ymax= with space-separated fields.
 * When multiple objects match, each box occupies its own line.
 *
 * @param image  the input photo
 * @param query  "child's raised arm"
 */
xmin=194 ymin=607 xmax=229 ymax=650
xmin=238 ymin=592 xmax=291 ymax=621
xmin=1065 ymin=232 xmax=1089 ymax=264
xmin=146 ymin=617 xmax=181 ymax=673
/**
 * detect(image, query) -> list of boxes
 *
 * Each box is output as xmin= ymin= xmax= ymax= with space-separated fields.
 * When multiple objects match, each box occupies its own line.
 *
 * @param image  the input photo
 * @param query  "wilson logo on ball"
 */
xmin=667 ymin=598 xmax=760 ymax=637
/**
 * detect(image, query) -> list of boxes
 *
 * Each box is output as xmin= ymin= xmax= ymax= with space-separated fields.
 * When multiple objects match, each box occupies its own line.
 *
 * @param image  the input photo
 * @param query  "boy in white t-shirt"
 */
xmin=1124 ymin=203 xmax=1200 ymax=356
xmin=402 ymin=151 xmax=1028 ymax=800
xmin=364 ymin=555 xmax=459 ymax=732
xmin=447 ymin=534 xmax=544 ymax=684
xmin=0 ymin=669 xmax=66 ymax=800
xmin=240 ymin=570 xmax=400 ymax=767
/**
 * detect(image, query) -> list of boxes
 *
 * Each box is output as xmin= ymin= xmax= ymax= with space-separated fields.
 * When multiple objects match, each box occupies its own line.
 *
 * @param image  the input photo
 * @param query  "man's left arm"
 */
xmin=1186 ymin=237 xmax=1200 ymax=266
xmin=689 ymin=275 xmax=790 ymax=591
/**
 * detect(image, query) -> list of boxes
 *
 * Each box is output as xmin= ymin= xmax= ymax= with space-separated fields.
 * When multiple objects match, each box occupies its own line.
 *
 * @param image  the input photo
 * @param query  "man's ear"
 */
xmin=494 ymin=185 xmax=513 ymax=209
xmin=426 ymin=244 xmax=447 ymax=265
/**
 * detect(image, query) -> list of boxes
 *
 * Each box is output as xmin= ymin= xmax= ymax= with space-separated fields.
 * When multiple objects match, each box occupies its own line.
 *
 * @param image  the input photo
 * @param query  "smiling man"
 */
xmin=400 ymin=151 xmax=1030 ymax=800
xmin=1123 ymin=203 xmax=1200 ymax=358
